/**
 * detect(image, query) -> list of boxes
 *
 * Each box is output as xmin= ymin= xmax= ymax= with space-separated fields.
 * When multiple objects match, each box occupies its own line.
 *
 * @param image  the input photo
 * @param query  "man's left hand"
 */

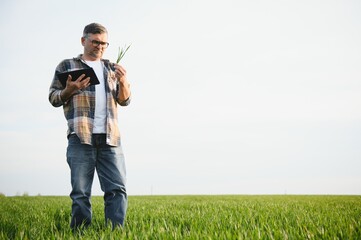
xmin=113 ymin=63 xmax=127 ymax=84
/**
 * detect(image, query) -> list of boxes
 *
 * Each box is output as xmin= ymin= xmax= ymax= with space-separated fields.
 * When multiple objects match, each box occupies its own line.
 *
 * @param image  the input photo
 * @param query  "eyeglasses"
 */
xmin=86 ymin=38 xmax=109 ymax=48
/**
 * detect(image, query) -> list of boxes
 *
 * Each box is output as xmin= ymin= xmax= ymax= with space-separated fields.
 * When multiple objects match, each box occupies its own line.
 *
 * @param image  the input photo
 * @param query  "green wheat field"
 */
xmin=0 ymin=195 xmax=360 ymax=239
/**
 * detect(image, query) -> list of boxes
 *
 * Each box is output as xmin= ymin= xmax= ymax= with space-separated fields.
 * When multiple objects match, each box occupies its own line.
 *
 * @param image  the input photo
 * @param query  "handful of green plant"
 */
xmin=116 ymin=44 xmax=131 ymax=64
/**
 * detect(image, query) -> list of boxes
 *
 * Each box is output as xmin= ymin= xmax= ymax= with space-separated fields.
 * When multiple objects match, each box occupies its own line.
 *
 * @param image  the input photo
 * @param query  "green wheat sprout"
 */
xmin=116 ymin=44 xmax=131 ymax=64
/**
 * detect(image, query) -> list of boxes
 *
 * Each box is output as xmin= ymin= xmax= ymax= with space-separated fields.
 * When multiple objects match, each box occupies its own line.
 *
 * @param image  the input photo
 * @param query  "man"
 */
xmin=49 ymin=23 xmax=131 ymax=229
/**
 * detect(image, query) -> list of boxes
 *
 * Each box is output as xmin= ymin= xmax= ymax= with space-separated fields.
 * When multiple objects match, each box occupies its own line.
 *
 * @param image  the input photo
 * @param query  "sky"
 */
xmin=0 ymin=0 xmax=360 ymax=196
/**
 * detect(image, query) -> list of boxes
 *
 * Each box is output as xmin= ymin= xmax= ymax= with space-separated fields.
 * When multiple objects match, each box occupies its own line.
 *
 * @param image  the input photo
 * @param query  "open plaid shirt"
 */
xmin=49 ymin=55 xmax=130 ymax=146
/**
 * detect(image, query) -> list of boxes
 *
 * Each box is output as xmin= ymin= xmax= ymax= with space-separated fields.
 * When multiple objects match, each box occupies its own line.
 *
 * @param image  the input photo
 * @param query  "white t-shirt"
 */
xmin=85 ymin=60 xmax=106 ymax=133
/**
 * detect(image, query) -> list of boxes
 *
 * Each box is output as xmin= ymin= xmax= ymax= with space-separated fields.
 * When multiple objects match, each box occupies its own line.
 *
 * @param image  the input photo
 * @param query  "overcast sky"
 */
xmin=0 ymin=0 xmax=360 ymax=196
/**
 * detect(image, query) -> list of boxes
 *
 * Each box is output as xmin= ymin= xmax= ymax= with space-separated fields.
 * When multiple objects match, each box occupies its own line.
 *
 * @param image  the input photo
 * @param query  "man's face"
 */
xmin=81 ymin=33 xmax=108 ymax=60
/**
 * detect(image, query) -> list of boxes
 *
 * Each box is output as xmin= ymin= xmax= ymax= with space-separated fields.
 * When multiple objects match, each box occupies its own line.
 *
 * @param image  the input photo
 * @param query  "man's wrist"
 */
xmin=60 ymin=88 xmax=72 ymax=102
xmin=117 ymin=79 xmax=128 ymax=86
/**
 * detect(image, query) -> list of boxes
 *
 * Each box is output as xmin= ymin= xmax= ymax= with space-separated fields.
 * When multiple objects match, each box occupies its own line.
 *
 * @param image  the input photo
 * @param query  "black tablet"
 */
xmin=57 ymin=68 xmax=100 ymax=88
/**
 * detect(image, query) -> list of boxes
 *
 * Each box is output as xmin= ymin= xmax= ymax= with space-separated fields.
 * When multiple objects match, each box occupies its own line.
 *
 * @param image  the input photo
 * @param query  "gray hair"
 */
xmin=83 ymin=23 xmax=108 ymax=37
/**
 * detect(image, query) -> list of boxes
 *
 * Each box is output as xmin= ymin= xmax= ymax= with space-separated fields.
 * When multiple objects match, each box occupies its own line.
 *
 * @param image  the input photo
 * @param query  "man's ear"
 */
xmin=81 ymin=37 xmax=86 ymax=46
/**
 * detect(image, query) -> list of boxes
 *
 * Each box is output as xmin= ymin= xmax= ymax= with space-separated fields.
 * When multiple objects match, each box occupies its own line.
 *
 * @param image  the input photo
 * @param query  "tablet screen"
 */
xmin=57 ymin=68 xmax=100 ymax=88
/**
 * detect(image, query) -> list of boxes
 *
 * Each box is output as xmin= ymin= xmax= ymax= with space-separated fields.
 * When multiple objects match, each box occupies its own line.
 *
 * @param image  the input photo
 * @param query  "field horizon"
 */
xmin=3 ymin=193 xmax=361 ymax=197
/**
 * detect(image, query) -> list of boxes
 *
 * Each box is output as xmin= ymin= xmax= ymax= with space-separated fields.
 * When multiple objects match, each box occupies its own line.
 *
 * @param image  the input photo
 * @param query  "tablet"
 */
xmin=57 ymin=68 xmax=100 ymax=88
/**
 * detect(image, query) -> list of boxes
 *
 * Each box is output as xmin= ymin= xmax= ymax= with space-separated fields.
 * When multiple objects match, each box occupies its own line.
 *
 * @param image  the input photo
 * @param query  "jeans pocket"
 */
xmin=68 ymin=134 xmax=81 ymax=145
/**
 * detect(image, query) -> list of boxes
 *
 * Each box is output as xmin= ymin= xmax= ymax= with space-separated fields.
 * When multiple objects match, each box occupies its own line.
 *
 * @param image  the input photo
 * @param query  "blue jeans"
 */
xmin=66 ymin=134 xmax=127 ymax=228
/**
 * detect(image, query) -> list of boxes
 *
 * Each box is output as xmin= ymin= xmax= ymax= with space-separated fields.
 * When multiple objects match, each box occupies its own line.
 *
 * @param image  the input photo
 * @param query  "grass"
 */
xmin=0 ymin=195 xmax=360 ymax=239
xmin=116 ymin=45 xmax=131 ymax=64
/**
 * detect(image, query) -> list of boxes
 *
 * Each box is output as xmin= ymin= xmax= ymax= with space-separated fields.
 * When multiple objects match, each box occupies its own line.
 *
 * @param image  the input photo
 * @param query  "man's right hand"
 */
xmin=60 ymin=74 xmax=91 ymax=102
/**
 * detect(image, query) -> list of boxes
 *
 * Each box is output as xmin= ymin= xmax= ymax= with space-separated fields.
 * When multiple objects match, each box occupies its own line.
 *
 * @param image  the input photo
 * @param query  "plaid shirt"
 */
xmin=49 ymin=55 xmax=130 ymax=146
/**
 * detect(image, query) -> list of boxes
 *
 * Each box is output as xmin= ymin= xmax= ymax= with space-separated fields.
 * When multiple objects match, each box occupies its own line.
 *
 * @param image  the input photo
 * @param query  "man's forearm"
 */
xmin=117 ymin=81 xmax=131 ymax=103
xmin=60 ymin=88 xmax=76 ymax=102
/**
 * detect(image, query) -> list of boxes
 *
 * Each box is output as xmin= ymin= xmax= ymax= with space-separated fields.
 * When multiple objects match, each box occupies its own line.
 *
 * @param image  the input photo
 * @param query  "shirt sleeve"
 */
xmin=49 ymin=64 xmax=65 ymax=107
xmin=119 ymin=96 xmax=131 ymax=106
